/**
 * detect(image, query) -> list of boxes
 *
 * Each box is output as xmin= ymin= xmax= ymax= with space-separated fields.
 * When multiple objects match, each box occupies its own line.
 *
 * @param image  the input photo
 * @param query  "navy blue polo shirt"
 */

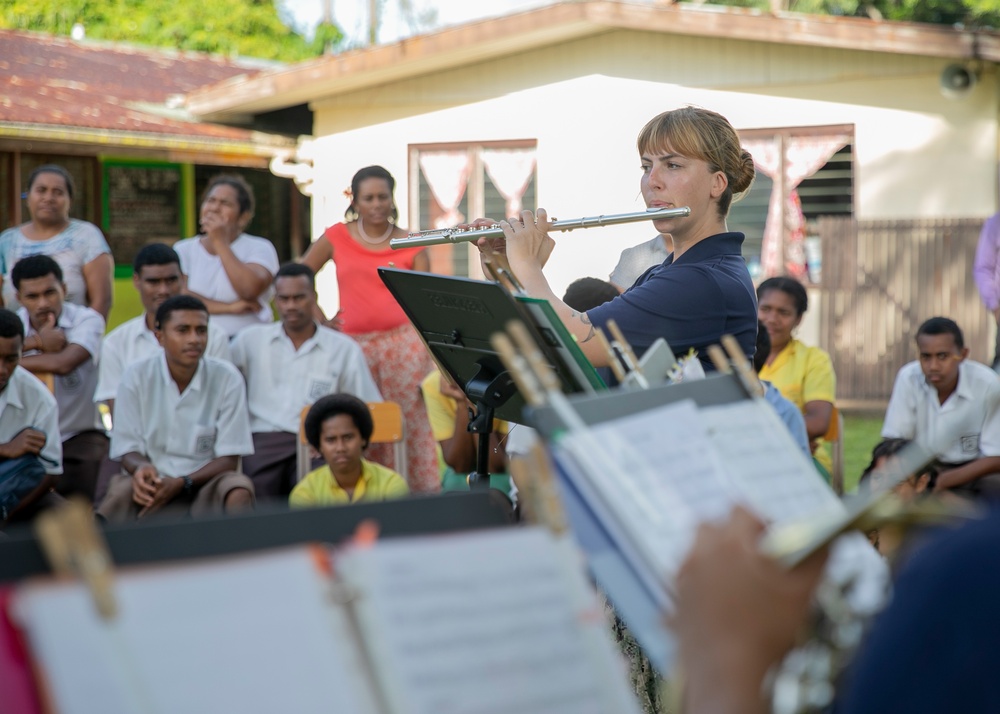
xmin=587 ymin=232 xmax=757 ymax=372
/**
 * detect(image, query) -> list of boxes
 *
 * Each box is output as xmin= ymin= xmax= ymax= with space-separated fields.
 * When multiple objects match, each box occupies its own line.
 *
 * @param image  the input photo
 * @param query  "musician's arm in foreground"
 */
xmin=477 ymin=209 xmax=611 ymax=367
xmin=674 ymin=507 xmax=828 ymax=714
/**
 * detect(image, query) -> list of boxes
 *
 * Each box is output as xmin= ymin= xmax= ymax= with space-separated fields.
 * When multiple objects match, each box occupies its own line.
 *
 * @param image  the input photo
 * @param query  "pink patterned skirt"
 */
xmin=353 ymin=323 xmax=440 ymax=494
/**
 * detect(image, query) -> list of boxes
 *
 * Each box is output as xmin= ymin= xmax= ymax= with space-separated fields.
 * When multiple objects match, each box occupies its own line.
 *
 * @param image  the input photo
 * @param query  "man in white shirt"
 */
xmin=96 ymin=295 xmax=255 ymax=521
xmin=95 ymin=243 xmax=231 ymax=414
xmin=13 ymin=255 xmax=106 ymax=501
xmin=0 ymin=308 xmax=63 ymax=522
xmin=882 ymin=316 xmax=1000 ymax=497
xmin=231 ymin=263 xmax=381 ymax=500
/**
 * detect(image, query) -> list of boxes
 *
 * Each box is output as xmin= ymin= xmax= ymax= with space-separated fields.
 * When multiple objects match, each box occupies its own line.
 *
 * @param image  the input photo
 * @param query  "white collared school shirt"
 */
xmin=19 ymin=302 xmax=104 ymax=440
xmin=230 ymin=322 xmax=382 ymax=434
xmin=110 ymin=354 xmax=253 ymax=478
xmin=0 ymin=366 xmax=63 ymax=473
xmin=882 ymin=360 xmax=1000 ymax=463
xmin=94 ymin=313 xmax=231 ymax=403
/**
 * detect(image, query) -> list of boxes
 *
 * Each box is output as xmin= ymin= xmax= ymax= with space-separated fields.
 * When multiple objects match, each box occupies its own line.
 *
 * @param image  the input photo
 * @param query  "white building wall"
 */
xmin=306 ymin=29 xmax=998 ymax=311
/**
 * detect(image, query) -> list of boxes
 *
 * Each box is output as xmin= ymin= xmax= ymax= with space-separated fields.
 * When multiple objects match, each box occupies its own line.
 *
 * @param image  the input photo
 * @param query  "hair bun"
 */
xmin=731 ymin=149 xmax=756 ymax=195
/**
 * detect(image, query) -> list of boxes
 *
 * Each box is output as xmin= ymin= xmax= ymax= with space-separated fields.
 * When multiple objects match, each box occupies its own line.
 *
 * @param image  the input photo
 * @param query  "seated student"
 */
xmin=0 ymin=308 xmax=62 ymax=521
xmin=13 ymin=255 xmax=106 ymax=501
xmin=290 ymin=394 xmax=408 ymax=507
xmin=95 ymin=243 xmax=231 ymax=414
xmin=232 ymin=263 xmax=381 ymax=500
xmin=562 ymin=277 xmax=621 ymax=311
xmin=419 ymin=369 xmax=510 ymax=493
xmin=753 ymin=320 xmax=811 ymax=458
xmin=856 ymin=437 xmax=934 ymax=556
xmin=857 ymin=437 xmax=934 ymax=498
xmin=881 ymin=316 xmax=1000 ymax=498
xmin=96 ymin=296 xmax=254 ymax=521
xmin=757 ymin=276 xmax=837 ymax=482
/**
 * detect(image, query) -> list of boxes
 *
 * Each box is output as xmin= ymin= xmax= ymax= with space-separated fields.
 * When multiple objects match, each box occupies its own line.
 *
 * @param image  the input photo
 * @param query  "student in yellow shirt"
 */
xmin=289 ymin=394 xmax=409 ymax=507
xmin=757 ymin=276 xmax=836 ymax=482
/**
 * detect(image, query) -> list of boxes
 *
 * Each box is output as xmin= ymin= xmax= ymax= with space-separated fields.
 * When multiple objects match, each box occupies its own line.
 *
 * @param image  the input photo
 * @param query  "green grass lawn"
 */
xmin=842 ymin=413 xmax=885 ymax=493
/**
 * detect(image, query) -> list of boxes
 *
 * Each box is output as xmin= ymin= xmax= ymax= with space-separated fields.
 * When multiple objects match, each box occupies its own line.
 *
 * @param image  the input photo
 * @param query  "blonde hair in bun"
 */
xmin=636 ymin=106 xmax=755 ymax=218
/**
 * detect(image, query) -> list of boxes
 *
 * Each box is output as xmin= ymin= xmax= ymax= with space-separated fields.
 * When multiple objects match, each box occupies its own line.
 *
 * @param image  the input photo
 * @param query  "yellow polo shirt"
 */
xmin=289 ymin=459 xmax=409 ymax=507
xmin=420 ymin=371 xmax=509 ymax=442
xmin=759 ymin=338 xmax=836 ymax=474
xmin=419 ymin=371 xmax=513 ymax=493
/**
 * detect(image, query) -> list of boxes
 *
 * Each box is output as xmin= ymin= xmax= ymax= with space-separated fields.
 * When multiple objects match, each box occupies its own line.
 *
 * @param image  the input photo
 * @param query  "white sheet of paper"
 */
xmin=12 ymin=548 xmax=380 ymax=714
xmin=555 ymin=395 xmax=888 ymax=641
xmin=700 ymin=399 xmax=843 ymax=521
xmin=335 ymin=527 xmax=641 ymax=714
xmin=558 ymin=399 xmax=739 ymax=583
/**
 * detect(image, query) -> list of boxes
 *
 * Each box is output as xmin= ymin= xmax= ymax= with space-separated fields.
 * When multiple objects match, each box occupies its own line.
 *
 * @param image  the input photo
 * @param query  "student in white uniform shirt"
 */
xmin=96 ymin=295 xmax=255 ymax=521
xmin=13 ymin=255 xmax=106 ymax=501
xmin=882 ymin=316 xmax=1000 ymax=498
xmin=0 ymin=309 xmax=63 ymax=522
xmin=95 ymin=243 xmax=231 ymax=414
xmin=231 ymin=263 xmax=382 ymax=500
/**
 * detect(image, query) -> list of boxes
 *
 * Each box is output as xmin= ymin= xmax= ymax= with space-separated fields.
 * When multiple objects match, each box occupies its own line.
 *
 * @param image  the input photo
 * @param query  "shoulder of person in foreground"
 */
xmin=835 ymin=508 xmax=1000 ymax=714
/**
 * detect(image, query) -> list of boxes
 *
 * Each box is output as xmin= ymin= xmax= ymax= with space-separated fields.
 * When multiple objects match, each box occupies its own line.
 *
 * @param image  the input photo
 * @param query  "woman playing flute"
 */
xmin=478 ymin=106 xmax=758 ymax=371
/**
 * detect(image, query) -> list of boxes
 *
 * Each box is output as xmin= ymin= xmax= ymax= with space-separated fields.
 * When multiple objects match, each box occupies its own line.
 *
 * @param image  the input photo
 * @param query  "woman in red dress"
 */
xmin=301 ymin=166 xmax=439 ymax=493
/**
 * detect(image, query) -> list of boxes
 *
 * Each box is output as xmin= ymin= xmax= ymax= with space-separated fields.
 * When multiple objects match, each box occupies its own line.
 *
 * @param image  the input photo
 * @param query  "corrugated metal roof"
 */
xmin=0 ymin=29 xmax=294 ymax=148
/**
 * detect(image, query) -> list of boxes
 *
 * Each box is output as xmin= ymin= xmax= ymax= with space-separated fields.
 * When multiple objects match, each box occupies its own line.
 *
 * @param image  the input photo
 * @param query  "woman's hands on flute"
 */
xmin=471 ymin=210 xmax=555 ymax=268
xmin=498 ymin=209 xmax=556 ymax=272
xmin=471 ymin=210 xmax=555 ymax=270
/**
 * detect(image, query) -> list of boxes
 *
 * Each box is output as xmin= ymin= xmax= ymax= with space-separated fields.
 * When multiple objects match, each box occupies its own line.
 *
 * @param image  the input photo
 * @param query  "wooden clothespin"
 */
xmin=607 ymin=320 xmax=650 ymax=389
xmin=595 ymin=328 xmax=628 ymax=384
xmin=720 ymin=334 xmax=765 ymax=398
xmin=508 ymin=444 xmax=569 ymax=536
xmin=483 ymin=258 xmax=525 ymax=295
xmin=492 ymin=322 xmax=572 ymax=535
xmin=34 ymin=497 xmax=117 ymax=619
xmin=492 ymin=324 xmax=547 ymax=408
xmin=706 ymin=344 xmax=732 ymax=374
xmin=507 ymin=320 xmax=562 ymax=395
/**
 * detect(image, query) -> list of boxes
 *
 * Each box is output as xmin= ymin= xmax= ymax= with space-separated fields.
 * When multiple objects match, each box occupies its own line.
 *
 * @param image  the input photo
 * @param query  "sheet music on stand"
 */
xmin=9 ymin=527 xmax=642 ymax=714
xmin=531 ymin=373 xmax=890 ymax=676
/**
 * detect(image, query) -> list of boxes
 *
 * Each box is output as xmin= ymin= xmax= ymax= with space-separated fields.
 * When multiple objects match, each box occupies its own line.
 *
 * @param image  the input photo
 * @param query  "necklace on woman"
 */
xmin=357 ymin=217 xmax=393 ymax=245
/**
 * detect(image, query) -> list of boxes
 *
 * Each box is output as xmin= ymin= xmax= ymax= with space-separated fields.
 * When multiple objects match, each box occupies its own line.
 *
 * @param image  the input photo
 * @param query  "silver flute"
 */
xmin=389 ymin=206 xmax=691 ymax=249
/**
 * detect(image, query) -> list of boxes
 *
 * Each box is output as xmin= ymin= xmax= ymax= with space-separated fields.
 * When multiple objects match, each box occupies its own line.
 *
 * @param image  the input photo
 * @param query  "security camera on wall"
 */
xmin=940 ymin=63 xmax=977 ymax=98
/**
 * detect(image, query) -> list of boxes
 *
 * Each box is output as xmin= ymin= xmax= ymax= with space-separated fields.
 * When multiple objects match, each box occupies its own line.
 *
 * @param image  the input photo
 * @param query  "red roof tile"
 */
xmin=0 ymin=30 xmax=278 ymax=141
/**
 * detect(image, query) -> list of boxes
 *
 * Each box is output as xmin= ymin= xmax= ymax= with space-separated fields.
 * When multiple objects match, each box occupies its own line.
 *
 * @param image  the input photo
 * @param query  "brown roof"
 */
xmin=0 ymin=30 xmax=293 ymax=150
xmin=186 ymin=0 xmax=1000 ymax=122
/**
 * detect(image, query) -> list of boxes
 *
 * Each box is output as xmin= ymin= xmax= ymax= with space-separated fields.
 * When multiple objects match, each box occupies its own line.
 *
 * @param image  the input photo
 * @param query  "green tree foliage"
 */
xmin=0 ymin=0 xmax=345 ymax=62
xmin=714 ymin=0 xmax=1000 ymax=27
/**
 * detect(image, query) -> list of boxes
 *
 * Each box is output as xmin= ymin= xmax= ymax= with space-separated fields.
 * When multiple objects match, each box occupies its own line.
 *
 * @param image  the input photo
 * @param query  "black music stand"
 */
xmin=378 ymin=268 xmax=596 ymax=488
xmin=0 ymin=492 xmax=514 ymax=582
